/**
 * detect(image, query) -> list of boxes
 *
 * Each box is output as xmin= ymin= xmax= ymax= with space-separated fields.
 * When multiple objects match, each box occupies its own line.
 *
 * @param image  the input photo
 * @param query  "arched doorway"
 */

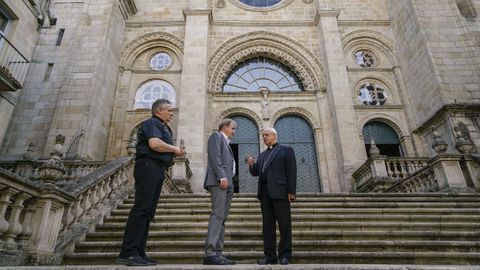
xmin=230 ymin=115 xmax=260 ymax=193
xmin=274 ymin=115 xmax=321 ymax=192
xmin=362 ymin=121 xmax=403 ymax=157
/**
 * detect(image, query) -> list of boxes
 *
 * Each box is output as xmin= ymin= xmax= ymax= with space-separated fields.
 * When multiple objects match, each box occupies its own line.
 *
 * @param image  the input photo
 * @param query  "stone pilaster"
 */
xmin=177 ymin=9 xmax=211 ymax=192
xmin=316 ymin=10 xmax=365 ymax=192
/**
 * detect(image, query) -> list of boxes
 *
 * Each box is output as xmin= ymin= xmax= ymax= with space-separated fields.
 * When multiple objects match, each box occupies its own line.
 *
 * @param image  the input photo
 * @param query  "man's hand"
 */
xmin=246 ymin=155 xmax=255 ymax=167
xmin=173 ymin=146 xmax=185 ymax=157
xmin=288 ymin=193 xmax=296 ymax=202
xmin=219 ymin=178 xmax=228 ymax=190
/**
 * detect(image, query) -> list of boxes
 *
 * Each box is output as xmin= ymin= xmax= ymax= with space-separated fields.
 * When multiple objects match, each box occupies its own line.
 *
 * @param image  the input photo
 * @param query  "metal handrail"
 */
xmin=0 ymin=31 xmax=30 ymax=88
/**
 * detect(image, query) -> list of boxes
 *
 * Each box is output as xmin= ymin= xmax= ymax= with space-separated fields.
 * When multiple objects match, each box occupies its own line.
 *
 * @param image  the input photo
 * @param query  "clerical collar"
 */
xmin=267 ymin=143 xmax=278 ymax=150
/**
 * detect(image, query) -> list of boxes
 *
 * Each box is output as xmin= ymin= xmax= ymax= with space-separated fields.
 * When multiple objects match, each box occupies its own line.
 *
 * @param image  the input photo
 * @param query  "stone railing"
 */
xmin=0 ymin=156 xmax=134 ymax=266
xmin=386 ymin=154 xmax=478 ymax=193
xmin=353 ymin=155 xmax=429 ymax=192
xmin=354 ymin=154 xmax=479 ymax=193
xmin=0 ymin=160 xmax=107 ymax=182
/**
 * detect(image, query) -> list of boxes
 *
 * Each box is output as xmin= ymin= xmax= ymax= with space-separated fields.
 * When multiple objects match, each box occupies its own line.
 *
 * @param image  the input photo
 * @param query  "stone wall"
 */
xmin=0 ymin=0 xmax=40 ymax=156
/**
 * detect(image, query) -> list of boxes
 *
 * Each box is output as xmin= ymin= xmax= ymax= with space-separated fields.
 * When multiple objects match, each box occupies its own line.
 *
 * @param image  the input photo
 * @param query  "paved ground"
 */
xmin=1 ymin=265 xmax=480 ymax=270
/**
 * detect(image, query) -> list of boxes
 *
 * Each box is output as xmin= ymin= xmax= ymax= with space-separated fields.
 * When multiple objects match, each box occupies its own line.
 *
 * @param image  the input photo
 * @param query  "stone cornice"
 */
xmin=339 ymin=20 xmax=391 ymax=27
xmin=212 ymin=20 xmax=317 ymax=27
xmin=315 ymin=10 xmax=341 ymax=23
xmin=414 ymin=104 xmax=480 ymax=135
xmin=347 ymin=67 xmax=394 ymax=72
xmin=126 ymin=21 xmax=185 ymax=27
xmin=182 ymin=9 xmax=213 ymax=23
xmin=353 ymin=105 xmax=404 ymax=111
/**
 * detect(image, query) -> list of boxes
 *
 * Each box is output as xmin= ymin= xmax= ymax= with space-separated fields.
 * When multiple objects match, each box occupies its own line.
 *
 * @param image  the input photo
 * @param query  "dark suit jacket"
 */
xmin=249 ymin=144 xmax=297 ymax=200
xmin=203 ymin=131 xmax=235 ymax=189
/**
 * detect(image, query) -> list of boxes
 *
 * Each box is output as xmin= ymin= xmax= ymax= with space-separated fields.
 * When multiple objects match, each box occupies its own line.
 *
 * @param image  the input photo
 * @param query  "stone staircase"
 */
xmin=63 ymin=193 xmax=480 ymax=266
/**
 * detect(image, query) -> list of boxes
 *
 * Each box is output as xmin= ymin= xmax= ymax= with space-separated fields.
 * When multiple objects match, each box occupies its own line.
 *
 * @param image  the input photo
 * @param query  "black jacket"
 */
xmin=249 ymin=144 xmax=297 ymax=200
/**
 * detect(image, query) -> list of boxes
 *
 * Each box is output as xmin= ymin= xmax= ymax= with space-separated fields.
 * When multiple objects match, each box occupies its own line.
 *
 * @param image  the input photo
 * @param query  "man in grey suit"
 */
xmin=203 ymin=118 xmax=237 ymax=265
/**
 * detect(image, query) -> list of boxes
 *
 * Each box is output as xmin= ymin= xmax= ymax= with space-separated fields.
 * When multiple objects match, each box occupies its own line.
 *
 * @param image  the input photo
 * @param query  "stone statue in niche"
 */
xmin=260 ymin=87 xmax=270 ymax=120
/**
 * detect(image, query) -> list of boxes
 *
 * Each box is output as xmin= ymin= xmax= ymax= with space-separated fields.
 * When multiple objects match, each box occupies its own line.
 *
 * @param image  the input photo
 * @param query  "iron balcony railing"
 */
xmin=0 ymin=31 xmax=30 ymax=90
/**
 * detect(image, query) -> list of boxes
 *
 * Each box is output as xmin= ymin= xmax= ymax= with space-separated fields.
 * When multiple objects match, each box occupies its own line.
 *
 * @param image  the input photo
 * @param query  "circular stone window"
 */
xmin=353 ymin=49 xmax=378 ymax=68
xmin=229 ymin=0 xmax=293 ymax=11
xmin=149 ymin=52 xmax=172 ymax=71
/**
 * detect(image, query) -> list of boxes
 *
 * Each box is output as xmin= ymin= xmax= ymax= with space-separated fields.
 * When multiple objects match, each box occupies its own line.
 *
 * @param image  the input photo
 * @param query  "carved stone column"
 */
xmin=316 ymin=10 xmax=365 ymax=192
xmin=177 ymin=9 xmax=211 ymax=192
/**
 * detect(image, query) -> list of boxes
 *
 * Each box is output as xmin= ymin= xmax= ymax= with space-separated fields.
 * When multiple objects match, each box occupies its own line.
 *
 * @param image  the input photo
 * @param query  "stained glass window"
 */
xmin=134 ymin=80 xmax=176 ymax=109
xmin=223 ymin=57 xmax=303 ymax=92
xmin=149 ymin=52 xmax=172 ymax=71
xmin=238 ymin=0 xmax=282 ymax=7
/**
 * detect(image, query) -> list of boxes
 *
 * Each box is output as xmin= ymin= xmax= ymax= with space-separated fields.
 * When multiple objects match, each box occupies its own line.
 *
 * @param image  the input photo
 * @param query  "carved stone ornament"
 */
xmin=431 ymin=130 xmax=448 ymax=155
xmin=454 ymin=128 xmax=474 ymax=154
xmin=216 ymin=0 xmax=226 ymax=8
xmin=38 ymin=134 xmax=66 ymax=183
xmin=208 ymin=31 xmax=325 ymax=93
xmin=369 ymin=139 xmax=381 ymax=156
xmin=22 ymin=143 xmax=35 ymax=161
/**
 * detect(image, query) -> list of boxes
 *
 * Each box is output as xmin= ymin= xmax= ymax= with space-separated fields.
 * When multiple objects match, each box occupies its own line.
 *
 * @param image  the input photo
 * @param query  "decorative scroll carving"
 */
xmin=121 ymin=32 xmax=184 ymax=68
xmin=208 ymin=31 xmax=325 ymax=93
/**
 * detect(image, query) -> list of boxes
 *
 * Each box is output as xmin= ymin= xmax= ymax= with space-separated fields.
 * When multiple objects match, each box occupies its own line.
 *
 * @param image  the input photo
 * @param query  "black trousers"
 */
xmin=119 ymin=158 xmax=165 ymax=258
xmin=260 ymin=185 xmax=292 ymax=260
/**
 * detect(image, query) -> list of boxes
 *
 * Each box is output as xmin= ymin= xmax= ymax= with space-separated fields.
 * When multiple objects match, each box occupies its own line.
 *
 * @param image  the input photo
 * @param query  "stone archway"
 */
xmin=208 ymin=31 xmax=326 ymax=93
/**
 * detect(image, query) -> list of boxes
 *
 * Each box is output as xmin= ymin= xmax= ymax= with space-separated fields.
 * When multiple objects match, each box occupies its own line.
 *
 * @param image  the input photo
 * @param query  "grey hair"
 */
xmin=261 ymin=127 xmax=278 ymax=138
xmin=151 ymin=99 xmax=171 ymax=115
xmin=218 ymin=118 xmax=237 ymax=131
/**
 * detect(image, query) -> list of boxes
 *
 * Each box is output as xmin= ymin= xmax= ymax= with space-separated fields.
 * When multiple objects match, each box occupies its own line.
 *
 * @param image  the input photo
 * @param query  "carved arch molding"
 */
xmin=120 ymin=32 xmax=184 ymax=68
xmin=208 ymin=31 xmax=325 ymax=93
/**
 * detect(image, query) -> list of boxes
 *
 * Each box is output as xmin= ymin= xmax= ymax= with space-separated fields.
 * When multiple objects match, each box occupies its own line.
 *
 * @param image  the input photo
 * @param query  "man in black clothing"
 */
xmin=117 ymin=99 xmax=184 ymax=266
xmin=247 ymin=127 xmax=297 ymax=265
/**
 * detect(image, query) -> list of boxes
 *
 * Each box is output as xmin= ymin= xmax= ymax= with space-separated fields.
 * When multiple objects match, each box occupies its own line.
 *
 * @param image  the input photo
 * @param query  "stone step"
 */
xmin=117 ymin=202 xmax=480 ymax=209
xmin=103 ymin=213 xmax=480 ymax=222
xmin=83 ymin=230 xmax=480 ymax=241
xmin=73 ymin=239 xmax=480 ymax=253
xmin=110 ymin=208 xmax=480 ymax=216
xmin=151 ymin=192 xmax=480 ymax=199
xmin=6 ymin=265 xmax=480 ymax=270
xmin=93 ymin=221 xmax=480 ymax=232
xmin=63 ymin=250 xmax=480 ymax=265
xmin=66 ymin=193 xmax=480 ymax=266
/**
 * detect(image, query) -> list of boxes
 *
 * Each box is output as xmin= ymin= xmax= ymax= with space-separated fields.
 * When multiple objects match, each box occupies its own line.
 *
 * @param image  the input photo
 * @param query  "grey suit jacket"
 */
xmin=203 ymin=131 xmax=235 ymax=188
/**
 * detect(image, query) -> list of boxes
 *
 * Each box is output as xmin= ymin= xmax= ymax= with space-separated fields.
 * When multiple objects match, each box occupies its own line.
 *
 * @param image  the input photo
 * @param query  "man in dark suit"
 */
xmin=247 ymin=127 xmax=296 ymax=265
xmin=203 ymin=118 xmax=237 ymax=265
xmin=117 ymin=99 xmax=185 ymax=266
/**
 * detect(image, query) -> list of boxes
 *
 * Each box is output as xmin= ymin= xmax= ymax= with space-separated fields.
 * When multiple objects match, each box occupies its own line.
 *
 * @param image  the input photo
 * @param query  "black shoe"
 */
xmin=203 ymin=255 xmax=229 ymax=265
xmin=257 ymin=257 xmax=278 ymax=265
xmin=279 ymin=258 xmax=289 ymax=265
xmin=142 ymin=256 xmax=158 ymax=265
xmin=218 ymin=255 xmax=235 ymax=265
xmin=116 ymin=256 xmax=149 ymax=266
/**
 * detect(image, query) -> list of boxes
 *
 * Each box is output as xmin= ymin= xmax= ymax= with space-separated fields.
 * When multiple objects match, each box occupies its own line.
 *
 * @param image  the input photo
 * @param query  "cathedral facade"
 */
xmin=1 ymin=0 xmax=479 ymax=193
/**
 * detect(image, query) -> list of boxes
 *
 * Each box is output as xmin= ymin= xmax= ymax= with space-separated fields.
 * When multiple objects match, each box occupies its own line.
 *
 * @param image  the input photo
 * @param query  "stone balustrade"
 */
xmin=0 ymin=160 xmax=108 ymax=182
xmin=353 ymin=156 xmax=429 ymax=192
xmin=354 ymin=153 xmax=479 ymax=193
xmin=0 ymin=154 xmax=194 ymax=266
xmin=0 ymin=167 xmax=74 ymax=265
xmin=0 ymin=157 xmax=134 ymax=265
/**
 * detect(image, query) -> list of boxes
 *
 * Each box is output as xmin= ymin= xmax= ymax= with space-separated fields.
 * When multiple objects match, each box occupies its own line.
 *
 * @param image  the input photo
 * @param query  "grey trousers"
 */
xmin=205 ymin=185 xmax=234 ymax=257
